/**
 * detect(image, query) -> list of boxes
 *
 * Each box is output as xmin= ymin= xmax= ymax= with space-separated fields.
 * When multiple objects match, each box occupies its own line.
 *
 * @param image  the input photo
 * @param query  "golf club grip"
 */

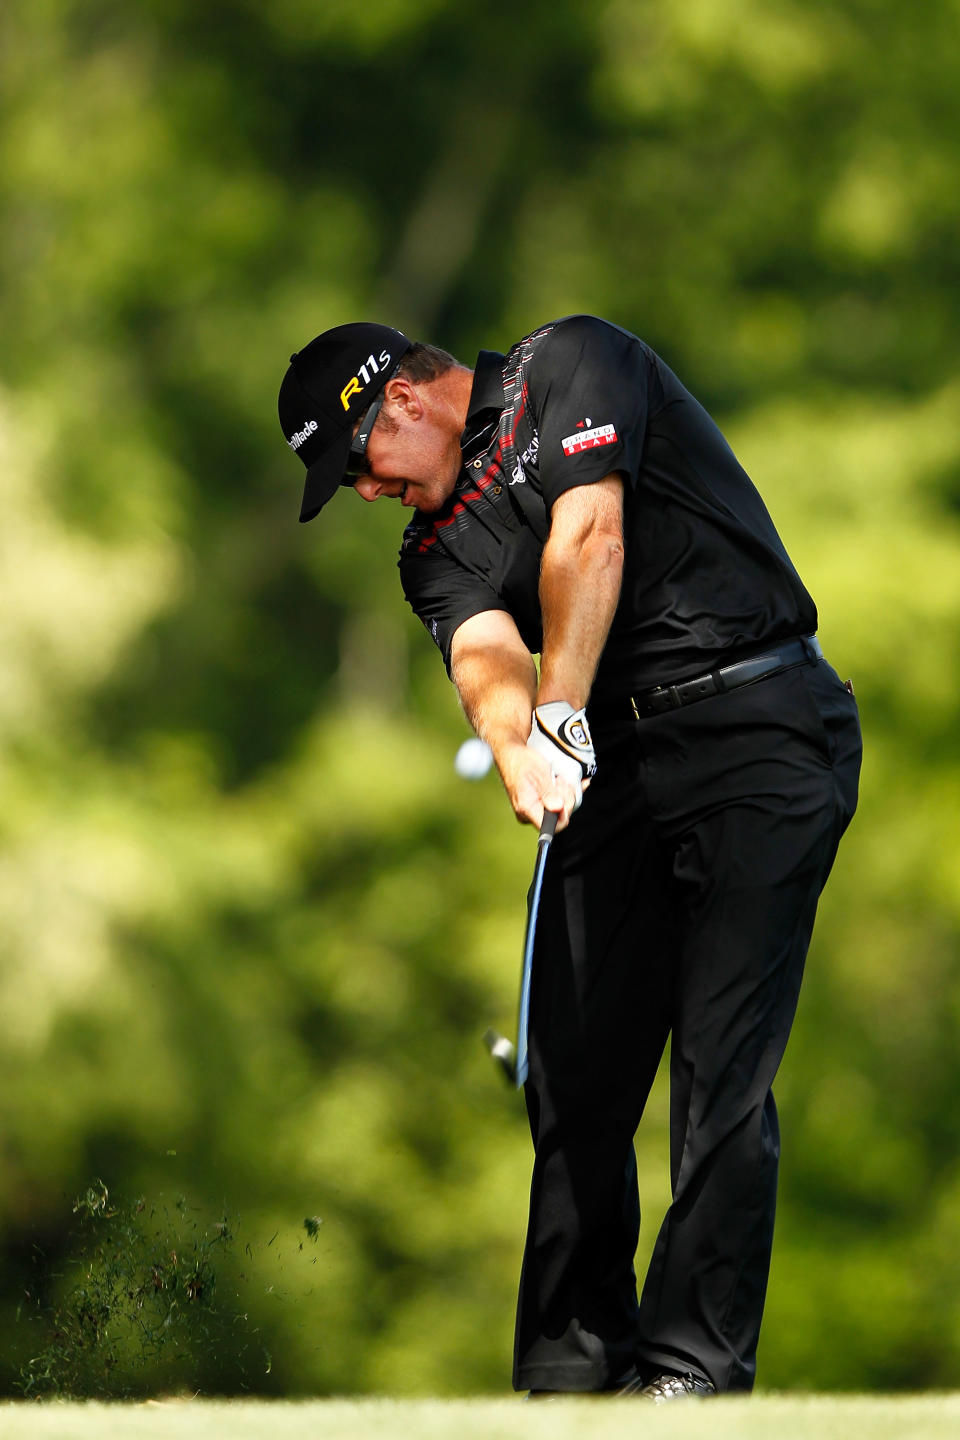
xmin=539 ymin=808 xmax=559 ymax=841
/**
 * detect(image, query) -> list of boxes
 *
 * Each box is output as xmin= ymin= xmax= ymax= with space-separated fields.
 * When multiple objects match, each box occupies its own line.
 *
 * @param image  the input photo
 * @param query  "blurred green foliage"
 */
xmin=1 ymin=0 xmax=959 ymax=1398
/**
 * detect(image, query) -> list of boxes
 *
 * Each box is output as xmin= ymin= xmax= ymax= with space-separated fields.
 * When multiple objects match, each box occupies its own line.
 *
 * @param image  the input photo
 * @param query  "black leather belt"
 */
xmin=594 ymin=636 xmax=824 ymax=721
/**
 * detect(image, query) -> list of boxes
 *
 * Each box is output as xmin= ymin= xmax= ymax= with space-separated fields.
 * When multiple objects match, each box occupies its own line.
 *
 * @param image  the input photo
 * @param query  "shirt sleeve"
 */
xmin=398 ymin=542 xmax=503 ymax=676
xmin=526 ymin=315 xmax=651 ymax=510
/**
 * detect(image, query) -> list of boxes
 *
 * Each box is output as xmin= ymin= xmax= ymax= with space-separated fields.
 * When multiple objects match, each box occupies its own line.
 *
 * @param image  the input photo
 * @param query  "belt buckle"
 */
xmin=645 ymin=686 xmax=678 ymax=714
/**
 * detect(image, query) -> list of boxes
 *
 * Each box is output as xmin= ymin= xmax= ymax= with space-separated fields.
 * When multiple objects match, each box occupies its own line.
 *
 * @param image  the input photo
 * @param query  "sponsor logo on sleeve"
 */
xmin=561 ymin=421 xmax=618 ymax=456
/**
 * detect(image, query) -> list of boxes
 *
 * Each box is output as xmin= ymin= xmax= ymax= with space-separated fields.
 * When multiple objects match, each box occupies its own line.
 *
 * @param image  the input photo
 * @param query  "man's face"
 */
xmin=349 ymin=381 xmax=462 ymax=513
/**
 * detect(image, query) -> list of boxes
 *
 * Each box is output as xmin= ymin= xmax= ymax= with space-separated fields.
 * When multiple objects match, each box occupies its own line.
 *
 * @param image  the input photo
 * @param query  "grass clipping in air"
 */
xmin=16 ymin=1182 xmax=285 ymax=1398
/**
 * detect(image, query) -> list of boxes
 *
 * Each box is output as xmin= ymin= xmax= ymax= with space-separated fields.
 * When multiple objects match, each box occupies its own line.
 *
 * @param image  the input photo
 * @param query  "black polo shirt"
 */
xmin=398 ymin=315 xmax=817 ymax=699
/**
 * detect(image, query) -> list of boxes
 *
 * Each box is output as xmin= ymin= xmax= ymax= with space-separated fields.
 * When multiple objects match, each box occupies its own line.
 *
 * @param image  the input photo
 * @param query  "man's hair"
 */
xmin=395 ymin=342 xmax=460 ymax=384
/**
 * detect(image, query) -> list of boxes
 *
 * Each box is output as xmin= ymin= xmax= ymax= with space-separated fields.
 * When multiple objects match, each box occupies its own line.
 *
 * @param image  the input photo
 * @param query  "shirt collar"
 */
xmin=460 ymin=349 xmax=506 ymax=460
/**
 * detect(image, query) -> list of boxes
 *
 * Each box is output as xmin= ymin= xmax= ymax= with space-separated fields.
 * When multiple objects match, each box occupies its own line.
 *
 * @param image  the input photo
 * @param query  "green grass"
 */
xmin=2 ymin=1396 xmax=960 ymax=1440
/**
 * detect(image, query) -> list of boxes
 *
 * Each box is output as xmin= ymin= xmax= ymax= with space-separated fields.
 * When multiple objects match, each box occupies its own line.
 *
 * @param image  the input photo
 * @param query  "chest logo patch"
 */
xmin=510 ymin=433 xmax=540 ymax=486
xmin=561 ymin=422 xmax=618 ymax=456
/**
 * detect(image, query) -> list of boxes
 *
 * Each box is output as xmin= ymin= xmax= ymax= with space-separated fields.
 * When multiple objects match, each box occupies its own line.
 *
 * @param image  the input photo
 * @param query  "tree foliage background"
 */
xmin=2 ymin=0 xmax=959 ymax=1398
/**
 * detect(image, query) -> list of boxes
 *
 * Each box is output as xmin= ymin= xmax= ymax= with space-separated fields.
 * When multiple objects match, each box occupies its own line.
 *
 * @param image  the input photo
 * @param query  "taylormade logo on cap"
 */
xmin=288 ymin=419 xmax=319 ymax=451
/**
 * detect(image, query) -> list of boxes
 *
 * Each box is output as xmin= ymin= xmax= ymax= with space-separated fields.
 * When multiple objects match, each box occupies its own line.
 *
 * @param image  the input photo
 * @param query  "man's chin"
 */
xmin=406 ymin=475 xmax=458 ymax=513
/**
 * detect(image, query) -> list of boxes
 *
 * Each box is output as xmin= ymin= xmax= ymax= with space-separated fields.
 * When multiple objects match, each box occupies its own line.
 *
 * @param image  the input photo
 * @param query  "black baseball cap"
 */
xmin=278 ymin=322 xmax=412 ymax=523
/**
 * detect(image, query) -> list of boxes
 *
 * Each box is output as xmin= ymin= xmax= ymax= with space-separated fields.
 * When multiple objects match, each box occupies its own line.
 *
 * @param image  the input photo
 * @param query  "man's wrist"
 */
xmin=481 ymin=720 xmax=536 ymax=765
xmin=536 ymin=681 xmax=587 ymax=710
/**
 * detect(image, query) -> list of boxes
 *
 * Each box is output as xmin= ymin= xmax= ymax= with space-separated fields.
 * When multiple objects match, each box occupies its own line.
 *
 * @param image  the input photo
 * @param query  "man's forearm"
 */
xmin=537 ymin=477 xmax=625 ymax=708
xmin=451 ymin=610 xmax=577 ymax=829
xmin=452 ymin=636 xmax=538 ymax=760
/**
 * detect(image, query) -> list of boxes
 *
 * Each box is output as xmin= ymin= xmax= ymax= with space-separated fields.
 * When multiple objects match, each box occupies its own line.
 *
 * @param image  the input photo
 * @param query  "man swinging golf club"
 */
xmin=277 ymin=316 xmax=861 ymax=1400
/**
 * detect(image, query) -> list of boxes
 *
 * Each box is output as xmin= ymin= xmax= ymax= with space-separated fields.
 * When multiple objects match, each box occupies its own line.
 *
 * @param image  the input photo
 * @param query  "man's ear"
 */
xmin=383 ymin=375 xmax=423 ymax=421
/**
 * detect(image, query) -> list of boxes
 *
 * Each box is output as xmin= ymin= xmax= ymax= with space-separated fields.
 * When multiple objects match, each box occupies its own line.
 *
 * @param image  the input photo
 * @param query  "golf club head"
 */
xmin=483 ymin=1028 xmax=517 ymax=1086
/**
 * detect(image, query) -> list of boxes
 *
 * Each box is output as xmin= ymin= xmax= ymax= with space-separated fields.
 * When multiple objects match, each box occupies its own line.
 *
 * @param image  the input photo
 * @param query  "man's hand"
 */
xmin=448 ymin=611 xmax=601 ymax=832
xmin=527 ymin=702 xmax=596 ymax=813
xmin=494 ymin=738 xmax=579 ymax=832
xmin=450 ymin=609 xmax=565 ymax=828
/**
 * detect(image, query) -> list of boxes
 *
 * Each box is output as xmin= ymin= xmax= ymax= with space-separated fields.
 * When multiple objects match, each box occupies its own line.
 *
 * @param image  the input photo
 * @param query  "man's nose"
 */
xmin=353 ymin=476 xmax=382 ymax=502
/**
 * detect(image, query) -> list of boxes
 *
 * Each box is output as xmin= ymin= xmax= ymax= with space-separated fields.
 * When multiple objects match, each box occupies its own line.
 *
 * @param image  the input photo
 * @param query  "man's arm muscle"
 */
xmin=450 ymin=610 xmax=572 ymax=829
xmin=537 ymin=475 xmax=625 ymax=708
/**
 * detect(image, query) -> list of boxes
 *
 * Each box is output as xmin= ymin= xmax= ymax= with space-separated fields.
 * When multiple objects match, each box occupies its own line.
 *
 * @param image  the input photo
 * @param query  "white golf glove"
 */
xmin=527 ymin=702 xmax=597 ymax=811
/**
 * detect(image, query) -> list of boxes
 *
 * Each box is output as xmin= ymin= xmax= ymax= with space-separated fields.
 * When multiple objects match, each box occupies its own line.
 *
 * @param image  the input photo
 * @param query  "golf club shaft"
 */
xmin=515 ymin=808 xmax=559 ymax=1088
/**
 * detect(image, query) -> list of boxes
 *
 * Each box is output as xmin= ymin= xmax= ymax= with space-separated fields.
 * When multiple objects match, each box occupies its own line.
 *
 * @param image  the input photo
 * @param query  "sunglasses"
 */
xmin=343 ymin=390 xmax=387 ymax=482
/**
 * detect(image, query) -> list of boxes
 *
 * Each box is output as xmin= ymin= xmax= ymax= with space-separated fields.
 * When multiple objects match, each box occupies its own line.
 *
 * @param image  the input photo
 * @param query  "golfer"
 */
xmin=277 ymin=316 xmax=862 ymax=1400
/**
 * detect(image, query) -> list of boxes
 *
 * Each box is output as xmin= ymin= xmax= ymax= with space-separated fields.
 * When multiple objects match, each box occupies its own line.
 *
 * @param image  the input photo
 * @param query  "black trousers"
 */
xmin=513 ymin=657 xmax=862 ymax=1394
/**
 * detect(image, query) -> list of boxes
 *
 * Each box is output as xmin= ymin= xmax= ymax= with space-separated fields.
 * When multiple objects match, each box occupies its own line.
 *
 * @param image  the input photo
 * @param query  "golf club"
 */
xmin=515 ymin=808 xmax=558 ymax=1088
xmin=483 ymin=1028 xmax=517 ymax=1084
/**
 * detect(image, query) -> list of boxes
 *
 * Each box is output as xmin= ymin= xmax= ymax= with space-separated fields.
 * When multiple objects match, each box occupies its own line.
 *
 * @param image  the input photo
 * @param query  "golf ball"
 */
xmin=454 ymin=737 xmax=494 ymax=780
